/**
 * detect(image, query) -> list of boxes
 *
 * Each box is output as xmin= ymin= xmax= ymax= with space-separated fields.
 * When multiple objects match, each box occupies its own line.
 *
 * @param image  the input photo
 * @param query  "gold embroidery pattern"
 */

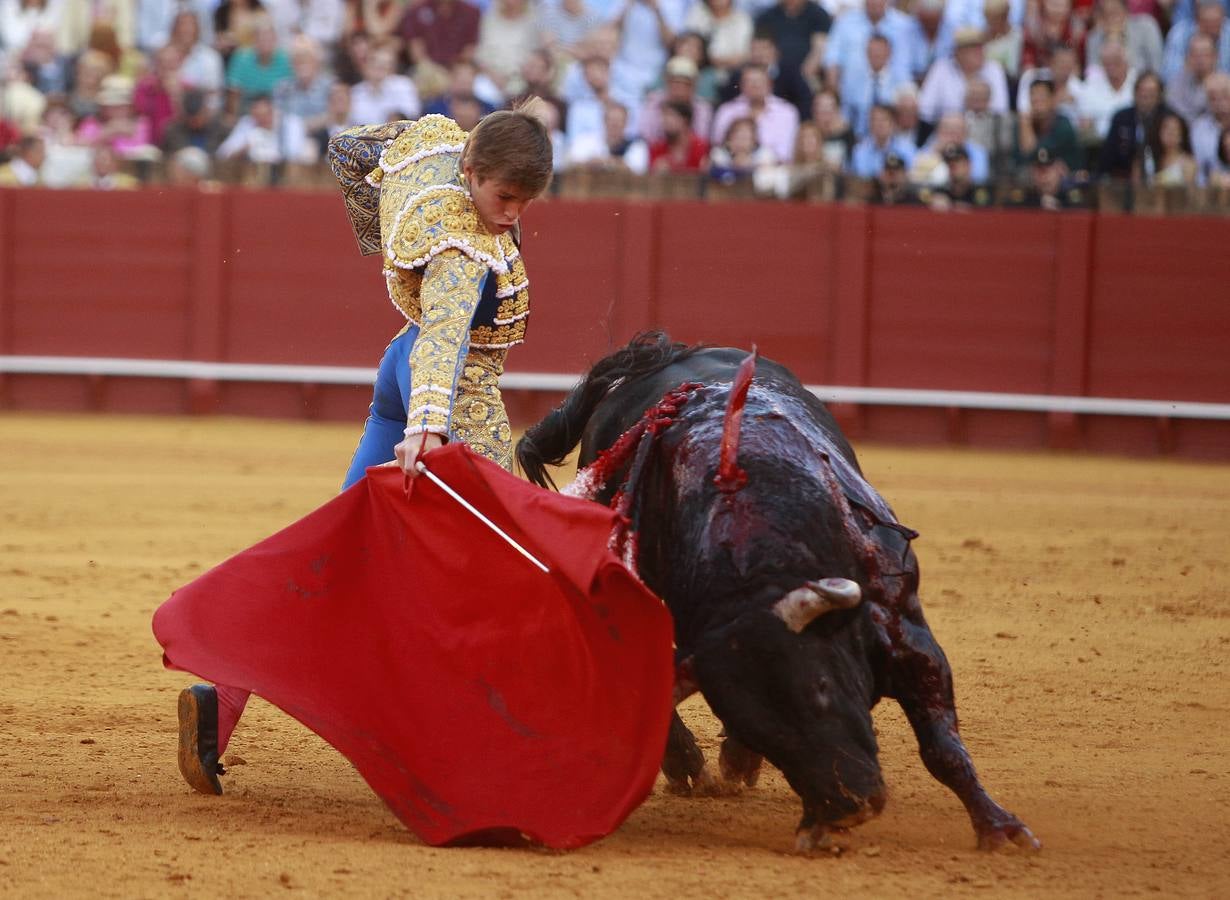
xmin=379 ymin=114 xmax=469 ymax=174
xmin=449 ymin=348 xmax=513 ymax=469
xmin=406 ymin=249 xmax=488 ymax=437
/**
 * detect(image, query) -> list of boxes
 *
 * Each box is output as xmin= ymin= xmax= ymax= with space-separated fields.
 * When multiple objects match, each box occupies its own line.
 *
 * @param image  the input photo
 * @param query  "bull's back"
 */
xmin=582 ymin=347 xmax=858 ymax=473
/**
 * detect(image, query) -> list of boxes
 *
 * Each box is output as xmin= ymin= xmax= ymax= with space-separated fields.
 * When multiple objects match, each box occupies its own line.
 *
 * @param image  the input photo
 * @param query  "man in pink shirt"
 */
xmin=710 ymin=64 xmax=799 ymax=162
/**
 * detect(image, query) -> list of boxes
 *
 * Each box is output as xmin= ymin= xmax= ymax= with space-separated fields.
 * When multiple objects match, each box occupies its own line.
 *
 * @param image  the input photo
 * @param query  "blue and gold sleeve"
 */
xmin=405 ymin=249 xmax=488 ymax=437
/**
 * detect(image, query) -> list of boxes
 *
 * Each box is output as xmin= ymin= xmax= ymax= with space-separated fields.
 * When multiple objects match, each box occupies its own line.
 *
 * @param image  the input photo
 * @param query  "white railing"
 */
xmin=2 ymin=355 xmax=1229 ymax=421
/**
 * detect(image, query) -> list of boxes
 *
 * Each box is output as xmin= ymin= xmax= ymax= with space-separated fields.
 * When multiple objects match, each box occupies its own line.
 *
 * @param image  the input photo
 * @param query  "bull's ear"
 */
xmin=772 ymin=578 xmax=862 ymax=634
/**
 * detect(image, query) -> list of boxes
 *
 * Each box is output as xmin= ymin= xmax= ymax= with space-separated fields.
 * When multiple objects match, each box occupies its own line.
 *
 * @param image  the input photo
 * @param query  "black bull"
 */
xmin=516 ymin=335 xmax=1039 ymax=852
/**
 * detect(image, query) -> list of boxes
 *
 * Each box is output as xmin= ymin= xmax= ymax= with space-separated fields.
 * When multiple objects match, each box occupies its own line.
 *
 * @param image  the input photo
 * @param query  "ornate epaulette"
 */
xmin=371 ymin=114 xmax=468 ymax=182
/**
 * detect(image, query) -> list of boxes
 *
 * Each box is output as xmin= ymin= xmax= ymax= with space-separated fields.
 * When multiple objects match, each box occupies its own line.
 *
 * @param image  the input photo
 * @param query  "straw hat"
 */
xmin=97 ymin=74 xmax=134 ymax=106
xmin=954 ymin=27 xmax=987 ymax=49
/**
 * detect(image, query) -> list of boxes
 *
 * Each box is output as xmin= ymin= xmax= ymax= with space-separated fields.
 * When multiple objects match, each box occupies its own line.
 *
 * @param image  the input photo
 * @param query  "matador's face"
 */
xmin=465 ymin=166 xmax=535 ymax=236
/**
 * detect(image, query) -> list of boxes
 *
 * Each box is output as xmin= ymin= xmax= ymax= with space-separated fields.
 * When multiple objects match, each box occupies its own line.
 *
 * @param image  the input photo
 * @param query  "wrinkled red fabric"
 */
xmin=152 ymin=444 xmax=675 ymax=849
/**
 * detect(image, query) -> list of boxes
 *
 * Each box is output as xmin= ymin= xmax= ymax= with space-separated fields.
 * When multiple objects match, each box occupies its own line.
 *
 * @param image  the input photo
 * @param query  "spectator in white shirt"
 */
xmin=918 ymin=27 xmax=1009 ymax=124
xmin=348 ymin=45 xmax=420 ymax=124
xmin=0 ymin=0 xmax=64 ymax=59
xmin=982 ymin=0 xmax=1023 ymax=78
xmin=1192 ymin=71 xmax=1230 ymax=180
xmin=892 ymin=81 xmax=927 ymax=147
xmin=963 ymin=75 xmax=1014 ymax=176
xmin=1017 ymin=43 xmax=1084 ymax=120
xmin=264 ymin=0 xmax=345 ymax=49
xmin=686 ymin=0 xmax=753 ymax=73
xmin=1079 ymin=39 xmax=1137 ymax=140
xmin=608 ymin=0 xmax=692 ymax=101
xmin=168 ymin=9 xmax=226 ymax=104
xmin=568 ymin=98 xmax=650 ymax=172
xmin=560 ymin=23 xmax=620 ymax=105
xmin=567 ymin=55 xmax=619 ymax=150
xmin=476 ymin=0 xmax=542 ymax=91
xmin=217 ymin=94 xmax=307 ymax=163
xmin=541 ymin=0 xmax=602 ymax=58
xmin=0 ymin=134 xmax=45 ymax=186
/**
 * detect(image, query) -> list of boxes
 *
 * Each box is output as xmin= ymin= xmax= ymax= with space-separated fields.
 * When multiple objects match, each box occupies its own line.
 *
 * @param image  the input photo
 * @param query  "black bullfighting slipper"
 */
xmin=177 ymin=684 xmax=224 ymax=796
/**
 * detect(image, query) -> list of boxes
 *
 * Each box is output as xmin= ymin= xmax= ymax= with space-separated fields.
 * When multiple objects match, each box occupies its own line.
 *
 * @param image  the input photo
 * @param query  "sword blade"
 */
xmin=414 ymin=462 xmax=550 ymax=574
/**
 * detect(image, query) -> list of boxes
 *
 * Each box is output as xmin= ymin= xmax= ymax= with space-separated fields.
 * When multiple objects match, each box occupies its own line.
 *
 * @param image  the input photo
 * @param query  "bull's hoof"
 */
xmin=718 ymin=738 xmax=762 ymax=789
xmin=663 ymin=766 xmax=744 ymax=797
xmin=794 ymin=825 xmax=849 ymax=856
xmin=718 ymin=743 xmax=762 ymax=789
xmin=689 ymin=766 xmax=737 ymax=797
xmin=663 ymin=766 xmax=716 ymax=796
xmin=976 ymin=822 xmax=1042 ymax=852
xmin=663 ymin=776 xmax=693 ymax=796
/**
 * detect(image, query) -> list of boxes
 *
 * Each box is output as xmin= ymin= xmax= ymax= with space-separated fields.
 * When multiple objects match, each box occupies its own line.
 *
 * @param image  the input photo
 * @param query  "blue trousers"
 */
xmin=342 ymin=325 xmax=422 ymax=490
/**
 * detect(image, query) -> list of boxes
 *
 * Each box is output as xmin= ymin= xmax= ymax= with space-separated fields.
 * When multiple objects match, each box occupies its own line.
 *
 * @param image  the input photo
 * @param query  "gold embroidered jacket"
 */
xmin=328 ymin=115 xmax=530 ymax=468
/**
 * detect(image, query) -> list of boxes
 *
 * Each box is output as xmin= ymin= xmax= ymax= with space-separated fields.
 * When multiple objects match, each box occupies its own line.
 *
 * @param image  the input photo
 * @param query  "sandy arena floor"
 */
xmin=1 ymin=412 xmax=1227 ymax=899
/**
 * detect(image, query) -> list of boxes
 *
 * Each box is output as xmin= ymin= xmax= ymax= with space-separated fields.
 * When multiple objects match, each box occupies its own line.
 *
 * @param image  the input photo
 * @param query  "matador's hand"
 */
xmin=395 ymin=432 xmax=446 ymax=479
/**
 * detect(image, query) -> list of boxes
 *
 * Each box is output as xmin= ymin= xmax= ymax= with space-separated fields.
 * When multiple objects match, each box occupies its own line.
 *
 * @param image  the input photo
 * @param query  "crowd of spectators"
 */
xmin=2 ymin=0 xmax=1230 ymax=209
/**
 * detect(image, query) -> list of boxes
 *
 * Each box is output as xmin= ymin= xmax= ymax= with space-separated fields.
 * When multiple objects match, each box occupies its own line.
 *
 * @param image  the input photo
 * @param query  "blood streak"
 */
xmin=713 ymin=348 xmax=758 ymax=495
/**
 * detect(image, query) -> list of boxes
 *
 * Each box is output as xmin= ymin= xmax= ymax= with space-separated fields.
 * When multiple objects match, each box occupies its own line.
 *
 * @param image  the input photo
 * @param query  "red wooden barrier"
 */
xmin=1 ymin=187 xmax=1227 ymax=457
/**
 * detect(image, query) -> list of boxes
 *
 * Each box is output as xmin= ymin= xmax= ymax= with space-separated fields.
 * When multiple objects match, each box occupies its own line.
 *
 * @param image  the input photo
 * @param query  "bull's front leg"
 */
xmin=718 ymin=735 xmax=763 ymax=788
xmin=662 ymin=710 xmax=711 ymax=794
xmin=885 ymin=615 xmax=1041 ymax=851
xmin=663 ymin=659 xmax=756 ymax=795
xmin=663 ymin=660 xmax=716 ymax=794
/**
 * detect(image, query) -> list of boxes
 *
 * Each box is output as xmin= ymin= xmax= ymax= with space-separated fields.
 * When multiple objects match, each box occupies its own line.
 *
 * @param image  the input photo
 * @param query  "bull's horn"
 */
xmin=772 ymin=578 xmax=862 ymax=634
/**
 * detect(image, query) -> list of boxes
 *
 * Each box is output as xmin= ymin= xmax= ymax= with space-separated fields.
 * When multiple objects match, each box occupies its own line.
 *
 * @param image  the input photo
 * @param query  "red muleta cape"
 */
xmin=152 ymin=444 xmax=674 ymax=849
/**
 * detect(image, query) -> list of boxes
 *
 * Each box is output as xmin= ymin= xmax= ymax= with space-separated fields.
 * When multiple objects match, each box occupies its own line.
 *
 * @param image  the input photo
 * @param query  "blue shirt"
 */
xmin=941 ymin=0 xmax=1025 ymax=29
xmin=848 ymin=134 xmax=917 ymax=178
xmin=823 ymin=8 xmax=914 ymax=82
xmin=1160 ymin=21 xmax=1230 ymax=86
xmin=900 ymin=16 xmax=955 ymax=80
xmin=841 ymin=64 xmax=912 ymax=137
xmin=1168 ymin=0 xmax=1229 ymax=26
